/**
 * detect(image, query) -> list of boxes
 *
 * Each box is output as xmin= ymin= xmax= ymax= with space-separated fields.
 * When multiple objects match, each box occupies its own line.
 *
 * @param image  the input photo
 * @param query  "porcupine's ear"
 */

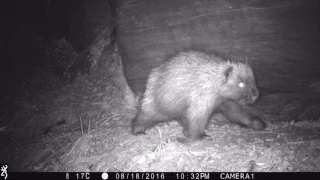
xmin=223 ymin=66 xmax=233 ymax=83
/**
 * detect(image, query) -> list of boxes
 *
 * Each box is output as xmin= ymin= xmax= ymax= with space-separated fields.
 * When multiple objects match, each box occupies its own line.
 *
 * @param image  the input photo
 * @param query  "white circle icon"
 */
xmin=101 ymin=172 xmax=109 ymax=180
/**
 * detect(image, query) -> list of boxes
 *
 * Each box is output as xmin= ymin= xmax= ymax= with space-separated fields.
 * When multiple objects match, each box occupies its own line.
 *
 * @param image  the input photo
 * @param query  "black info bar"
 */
xmin=1 ymin=172 xmax=319 ymax=180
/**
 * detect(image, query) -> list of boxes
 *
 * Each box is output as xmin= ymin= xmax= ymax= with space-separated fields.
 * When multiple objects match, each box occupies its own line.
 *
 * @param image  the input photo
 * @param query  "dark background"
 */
xmin=1 ymin=0 xmax=320 ymax=125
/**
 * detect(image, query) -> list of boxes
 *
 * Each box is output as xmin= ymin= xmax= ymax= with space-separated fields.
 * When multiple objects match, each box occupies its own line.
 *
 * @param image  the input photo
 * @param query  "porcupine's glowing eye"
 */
xmin=239 ymin=82 xmax=245 ymax=88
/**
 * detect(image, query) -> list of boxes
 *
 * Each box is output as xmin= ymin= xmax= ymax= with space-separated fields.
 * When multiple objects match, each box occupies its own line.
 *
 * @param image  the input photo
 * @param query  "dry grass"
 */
xmin=58 ymin=117 xmax=320 ymax=172
xmin=2 ymin=50 xmax=320 ymax=172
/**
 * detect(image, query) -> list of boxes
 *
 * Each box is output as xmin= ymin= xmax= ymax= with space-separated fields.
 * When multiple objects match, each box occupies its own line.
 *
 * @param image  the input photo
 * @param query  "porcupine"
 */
xmin=131 ymin=51 xmax=260 ymax=140
xmin=217 ymin=100 xmax=266 ymax=131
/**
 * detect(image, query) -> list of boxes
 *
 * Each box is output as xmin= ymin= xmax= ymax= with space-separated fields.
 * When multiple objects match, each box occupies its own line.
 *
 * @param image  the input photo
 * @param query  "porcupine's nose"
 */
xmin=250 ymin=87 xmax=259 ymax=103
